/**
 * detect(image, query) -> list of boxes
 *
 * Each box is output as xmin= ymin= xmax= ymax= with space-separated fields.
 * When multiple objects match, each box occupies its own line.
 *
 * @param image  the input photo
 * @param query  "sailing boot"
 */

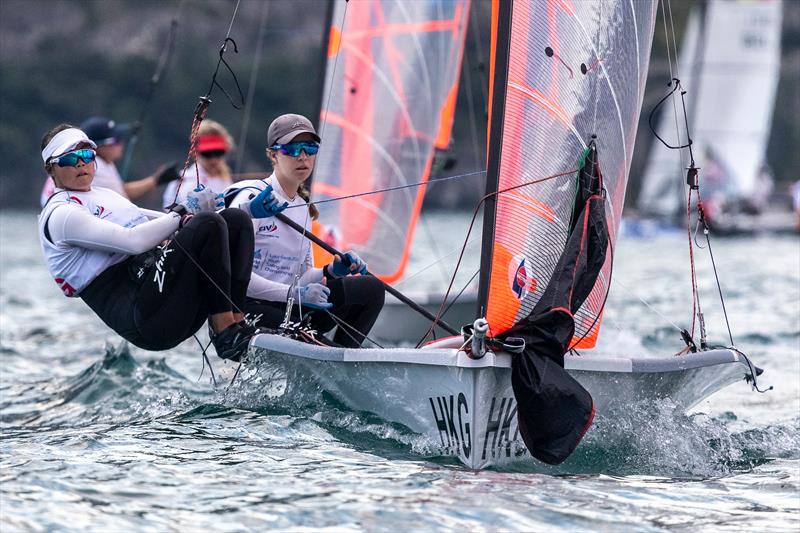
xmin=211 ymin=322 xmax=256 ymax=362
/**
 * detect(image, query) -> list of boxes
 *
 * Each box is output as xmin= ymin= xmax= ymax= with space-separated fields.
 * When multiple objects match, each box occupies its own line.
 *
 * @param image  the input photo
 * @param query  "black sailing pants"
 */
xmin=81 ymin=209 xmax=254 ymax=351
xmin=244 ymin=275 xmax=385 ymax=348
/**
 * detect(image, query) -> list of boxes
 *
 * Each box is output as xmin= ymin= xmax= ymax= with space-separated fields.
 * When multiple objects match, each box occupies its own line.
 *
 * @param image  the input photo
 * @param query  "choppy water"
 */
xmin=1 ymin=210 xmax=798 ymax=531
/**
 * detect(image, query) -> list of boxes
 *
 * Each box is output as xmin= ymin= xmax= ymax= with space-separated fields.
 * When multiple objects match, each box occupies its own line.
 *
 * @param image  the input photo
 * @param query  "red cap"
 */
xmin=197 ymin=134 xmax=228 ymax=153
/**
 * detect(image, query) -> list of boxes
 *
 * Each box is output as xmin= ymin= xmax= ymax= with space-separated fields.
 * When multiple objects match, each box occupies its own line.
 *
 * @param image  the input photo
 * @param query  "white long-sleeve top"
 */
xmin=39 ymin=187 xmax=180 ymax=297
xmin=225 ymin=174 xmax=323 ymax=302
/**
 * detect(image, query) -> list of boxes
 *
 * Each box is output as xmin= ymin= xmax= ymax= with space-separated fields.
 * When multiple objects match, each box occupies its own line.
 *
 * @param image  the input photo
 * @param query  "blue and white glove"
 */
xmin=249 ymin=184 xmax=289 ymax=219
xmin=184 ymin=185 xmax=224 ymax=214
xmin=327 ymin=251 xmax=368 ymax=278
xmin=297 ymin=282 xmax=332 ymax=309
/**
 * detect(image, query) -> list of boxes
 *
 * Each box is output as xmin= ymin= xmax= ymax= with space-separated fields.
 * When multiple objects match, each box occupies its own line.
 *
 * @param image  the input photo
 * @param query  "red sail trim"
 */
xmin=342 ymin=20 xmax=460 ymax=40
xmin=328 ymin=26 xmax=342 ymax=58
xmin=507 ymin=82 xmax=572 ymax=127
xmin=435 ymin=2 xmax=468 ymax=149
xmin=339 ymin=6 xmax=377 ymax=247
xmin=503 ymin=191 xmax=556 ymax=222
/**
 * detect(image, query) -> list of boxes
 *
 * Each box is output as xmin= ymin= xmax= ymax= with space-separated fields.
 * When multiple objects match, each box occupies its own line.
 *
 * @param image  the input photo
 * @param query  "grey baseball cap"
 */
xmin=267 ymin=114 xmax=321 ymax=146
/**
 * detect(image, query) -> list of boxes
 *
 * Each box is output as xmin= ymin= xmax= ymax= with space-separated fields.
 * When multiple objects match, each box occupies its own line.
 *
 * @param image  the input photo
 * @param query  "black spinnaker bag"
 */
xmin=500 ymin=143 xmax=608 ymax=464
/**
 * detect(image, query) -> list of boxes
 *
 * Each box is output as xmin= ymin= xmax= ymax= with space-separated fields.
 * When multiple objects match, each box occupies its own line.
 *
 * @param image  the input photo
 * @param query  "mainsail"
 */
xmin=638 ymin=0 xmax=783 ymax=218
xmin=312 ymin=0 xmax=470 ymax=282
xmin=480 ymin=0 xmax=658 ymax=347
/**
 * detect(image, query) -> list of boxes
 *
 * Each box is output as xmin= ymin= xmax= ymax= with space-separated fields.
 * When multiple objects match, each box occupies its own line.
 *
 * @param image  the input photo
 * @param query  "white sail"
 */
xmin=639 ymin=0 xmax=783 ymax=218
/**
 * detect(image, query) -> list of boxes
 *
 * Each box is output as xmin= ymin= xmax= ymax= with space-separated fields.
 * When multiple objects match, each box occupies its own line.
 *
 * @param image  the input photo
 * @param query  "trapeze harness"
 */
xmin=38 ymin=187 xmax=254 ymax=351
xmin=224 ymin=176 xmax=385 ymax=348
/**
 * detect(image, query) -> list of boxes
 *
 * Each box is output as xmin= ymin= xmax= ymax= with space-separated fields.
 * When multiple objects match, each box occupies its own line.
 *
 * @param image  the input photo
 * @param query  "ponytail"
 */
xmin=297 ymin=184 xmax=319 ymax=219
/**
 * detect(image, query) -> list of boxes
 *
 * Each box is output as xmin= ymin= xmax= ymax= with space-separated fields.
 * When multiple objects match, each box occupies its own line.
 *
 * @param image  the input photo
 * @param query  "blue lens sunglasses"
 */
xmin=271 ymin=141 xmax=319 ymax=157
xmin=48 ymin=149 xmax=96 ymax=167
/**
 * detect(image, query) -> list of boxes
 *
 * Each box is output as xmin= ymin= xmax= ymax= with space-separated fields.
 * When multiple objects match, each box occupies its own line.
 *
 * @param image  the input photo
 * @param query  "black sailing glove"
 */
xmin=154 ymin=162 xmax=182 ymax=185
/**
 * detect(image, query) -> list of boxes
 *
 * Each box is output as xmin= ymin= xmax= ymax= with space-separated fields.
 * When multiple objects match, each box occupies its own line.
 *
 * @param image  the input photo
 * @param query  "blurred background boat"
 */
xmin=636 ymin=0 xmax=791 ymax=234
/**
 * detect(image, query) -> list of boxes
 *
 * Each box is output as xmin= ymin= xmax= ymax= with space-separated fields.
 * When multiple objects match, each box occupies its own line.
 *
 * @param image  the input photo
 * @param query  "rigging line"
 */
xmin=647 ymin=80 xmax=693 ymax=150
xmin=284 ymin=169 xmax=487 ymax=210
xmin=223 ymin=0 xmax=241 ymax=41
xmin=226 ymin=360 xmax=245 ymax=391
xmin=167 ymin=234 xmax=245 ymax=316
xmin=202 ymin=0 xmax=245 ymax=104
xmin=120 ymin=2 xmax=183 ymax=181
xmin=721 ymin=346 xmax=771 ymax=393
xmin=658 ymin=0 xmax=689 ymax=177
xmin=323 ymin=309 xmax=384 ymax=349
xmin=418 ymin=213 xmax=452 ymax=287
xmin=234 ymin=0 xmax=270 ymax=175
xmin=392 ymin=234 xmax=479 ymax=289
xmin=666 ymin=0 xmax=681 ymax=81
xmin=609 ymin=278 xmax=683 ymax=332
xmin=686 ymin=187 xmax=701 ymax=339
xmin=440 ymin=268 xmax=480 ymax=319
xmin=317 ymin=0 xmax=350 ymax=143
xmin=173 ymin=0 xmax=244 ymax=202
xmin=193 ymin=335 xmax=218 ymax=387
xmin=698 ymin=206 xmax=735 ymax=347
xmin=416 ymin=167 xmax=579 ymax=348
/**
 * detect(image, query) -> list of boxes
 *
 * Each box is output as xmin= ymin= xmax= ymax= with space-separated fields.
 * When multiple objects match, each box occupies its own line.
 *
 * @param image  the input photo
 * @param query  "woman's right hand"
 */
xmin=249 ymin=184 xmax=289 ymax=218
xmin=297 ymin=282 xmax=332 ymax=309
xmin=184 ymin=185 xmax=224 ymax=214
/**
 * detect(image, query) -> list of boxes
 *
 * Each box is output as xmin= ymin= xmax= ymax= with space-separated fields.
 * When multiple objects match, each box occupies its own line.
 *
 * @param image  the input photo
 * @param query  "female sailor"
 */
xmin=38 ymin=124 xmax=286 ymax=361
xmin=224 ymin=114 xmax=385 ymax=348
xmin=163 ymin=118 xmax=235 ymax=209
xmin=40 ymin=116 xmax=181 ymax=207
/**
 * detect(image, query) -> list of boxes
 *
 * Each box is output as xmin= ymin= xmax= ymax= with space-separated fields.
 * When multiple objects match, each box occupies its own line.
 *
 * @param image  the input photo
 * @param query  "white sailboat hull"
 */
xmin=247 ymin=334 xmax=752 ymax=469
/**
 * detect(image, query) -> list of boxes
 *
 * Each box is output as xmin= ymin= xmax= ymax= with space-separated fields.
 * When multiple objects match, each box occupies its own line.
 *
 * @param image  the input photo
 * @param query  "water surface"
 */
xmin=1 ymin=211 xmax=798 ymax=531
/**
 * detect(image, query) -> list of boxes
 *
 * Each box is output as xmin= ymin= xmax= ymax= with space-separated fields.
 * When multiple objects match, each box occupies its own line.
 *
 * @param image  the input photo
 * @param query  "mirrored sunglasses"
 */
xmin=48 ymin=149 xmax=96 ymax=167
xmin=271 ymin=141 xmax=319 ymax=157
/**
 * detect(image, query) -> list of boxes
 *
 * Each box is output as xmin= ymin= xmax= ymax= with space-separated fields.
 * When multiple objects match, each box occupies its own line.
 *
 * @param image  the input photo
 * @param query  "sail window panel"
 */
xmin=314 ymin=0 xmax=470 ymax=282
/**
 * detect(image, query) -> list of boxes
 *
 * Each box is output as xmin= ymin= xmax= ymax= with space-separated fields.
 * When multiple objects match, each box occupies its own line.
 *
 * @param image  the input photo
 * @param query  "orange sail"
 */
xmin=313 ymin=0 xmax=470 ymax=283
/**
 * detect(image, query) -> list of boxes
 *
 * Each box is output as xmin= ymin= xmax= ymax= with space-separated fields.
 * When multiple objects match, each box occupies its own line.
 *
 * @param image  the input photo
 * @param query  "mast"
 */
xmin=476 ymin=0 xmax=512 ymax=318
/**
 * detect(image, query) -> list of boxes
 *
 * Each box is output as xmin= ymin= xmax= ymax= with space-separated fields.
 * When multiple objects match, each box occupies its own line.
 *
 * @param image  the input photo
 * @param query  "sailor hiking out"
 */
xmin=225 ymin=114 xmax=385 ymax=348
xmin=37 ymin=124 xmax=287 ymax=361
xmin=40 ymin=116 xmax=181 ymax=207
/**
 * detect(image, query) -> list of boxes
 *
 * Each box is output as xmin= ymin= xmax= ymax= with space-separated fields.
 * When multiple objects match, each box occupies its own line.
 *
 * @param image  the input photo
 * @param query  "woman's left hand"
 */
xmin=328 ymin=251 xmax=368 ymax=277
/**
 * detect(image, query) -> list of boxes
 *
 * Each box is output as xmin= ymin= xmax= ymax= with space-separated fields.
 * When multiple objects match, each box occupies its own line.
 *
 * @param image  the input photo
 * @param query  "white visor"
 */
xmin=41 ymin=128 xmax=97 ymax=163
